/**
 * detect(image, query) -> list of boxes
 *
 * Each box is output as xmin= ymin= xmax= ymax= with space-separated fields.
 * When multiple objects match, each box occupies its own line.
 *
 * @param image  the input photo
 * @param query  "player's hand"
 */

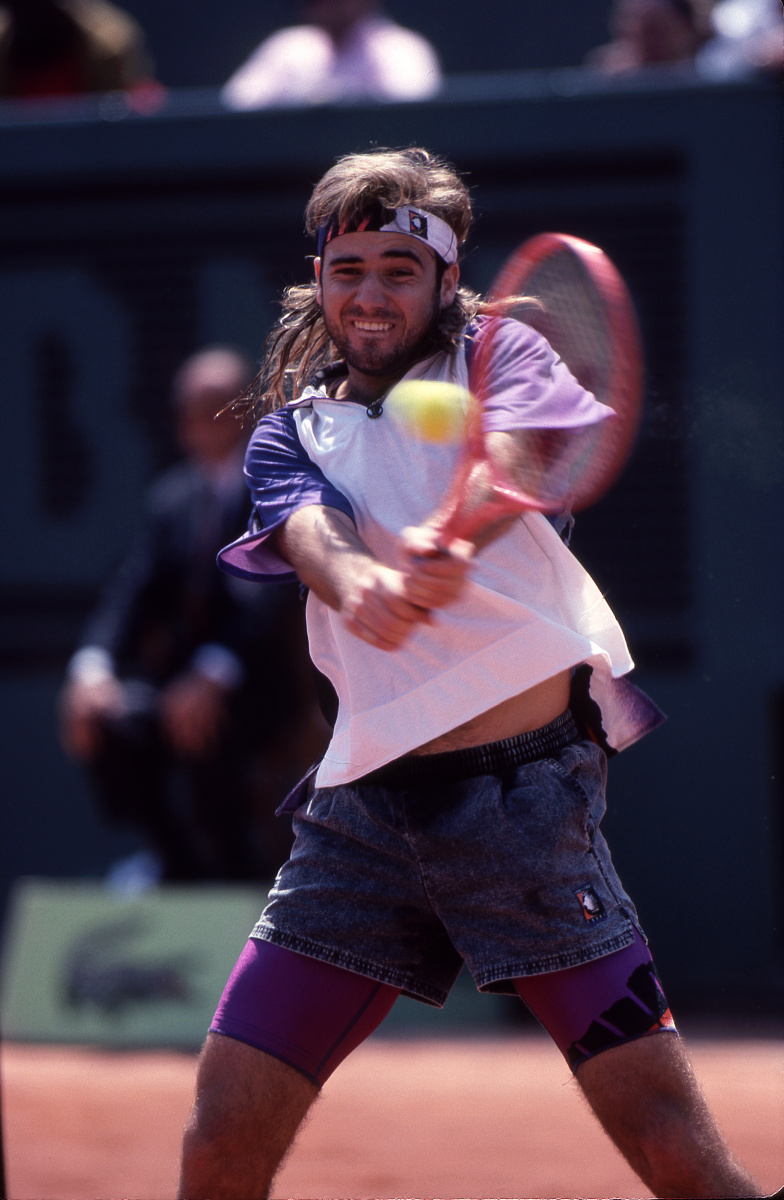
xmin=399 ymin=525 xmax=474 ymax=609
xmin=159 ymin=672 xmax=229 ymax=757
xmin=341 ymin=559 xmax=433 ymax=651
xmin=58 ymin=676 xmax=127 ymax=759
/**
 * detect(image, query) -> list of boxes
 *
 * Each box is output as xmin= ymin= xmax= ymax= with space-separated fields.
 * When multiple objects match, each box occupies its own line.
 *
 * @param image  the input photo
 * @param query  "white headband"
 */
xmin=376 ymin=206 xmax=458 ymax=265
xmin=317 ymin=205 xmax=459 ymax=265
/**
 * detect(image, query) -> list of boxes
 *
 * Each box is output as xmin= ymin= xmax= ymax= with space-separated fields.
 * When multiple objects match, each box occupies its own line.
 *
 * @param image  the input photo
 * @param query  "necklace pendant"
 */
xmin=366 ymin=400 xmax=384 ymax=418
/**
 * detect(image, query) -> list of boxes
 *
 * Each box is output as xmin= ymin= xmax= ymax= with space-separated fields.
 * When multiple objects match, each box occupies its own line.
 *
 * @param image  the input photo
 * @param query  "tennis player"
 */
xmin=177 ymin=148 xmax=765 ymax=1200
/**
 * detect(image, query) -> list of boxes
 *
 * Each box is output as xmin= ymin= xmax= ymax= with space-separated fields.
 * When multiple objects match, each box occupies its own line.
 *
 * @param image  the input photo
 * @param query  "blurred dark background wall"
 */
xmin=0 ymin=1 xmax=782 ymax=1017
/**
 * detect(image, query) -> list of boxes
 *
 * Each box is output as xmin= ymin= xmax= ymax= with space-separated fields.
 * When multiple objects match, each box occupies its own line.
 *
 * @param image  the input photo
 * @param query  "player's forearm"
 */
xmin=274 ymin=505 xmax=378 ymax=613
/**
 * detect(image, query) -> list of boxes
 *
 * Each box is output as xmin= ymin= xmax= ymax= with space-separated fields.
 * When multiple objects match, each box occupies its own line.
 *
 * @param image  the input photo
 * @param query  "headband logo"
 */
xmin=316 ymin=206 xmax=458 ymax=265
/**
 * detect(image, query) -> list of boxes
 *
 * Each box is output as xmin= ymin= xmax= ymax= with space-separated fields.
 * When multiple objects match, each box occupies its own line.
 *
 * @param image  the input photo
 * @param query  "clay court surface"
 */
xmin=2 ymin=1028 xmax=783 ymax=1200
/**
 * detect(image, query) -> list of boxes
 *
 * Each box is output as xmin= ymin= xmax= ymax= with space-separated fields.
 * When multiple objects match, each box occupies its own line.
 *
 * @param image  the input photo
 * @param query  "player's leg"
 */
xmin=178 ymin=1033 xmax=316 ymax=1200
xmin=177 ymin=937 xmax=400 ymax=1199
xmin=577 ymin=1031 xmax=761 ymax=1199
xmin=513 ymin=934 xmax=761 ymax=1198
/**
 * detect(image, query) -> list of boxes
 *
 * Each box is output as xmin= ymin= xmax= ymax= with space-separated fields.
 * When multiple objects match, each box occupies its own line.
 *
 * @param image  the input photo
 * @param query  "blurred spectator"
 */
xmin=59 ymin=347 xmax=327 ymax=887
xmin=0 ymin=0 xmax=159 ymax=100
xmin=584 ymin=0 xmax=714 ymax=72
xmin=697 ymin=0 xmax=783 ymax=76
xmin=221 ymin=0 xmax=441 ymax=109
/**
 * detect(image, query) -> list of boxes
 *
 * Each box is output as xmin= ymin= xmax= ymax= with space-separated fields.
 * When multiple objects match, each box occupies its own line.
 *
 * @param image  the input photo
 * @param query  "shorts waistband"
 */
xmin=362 ymin=709 xmax=579 ymax=788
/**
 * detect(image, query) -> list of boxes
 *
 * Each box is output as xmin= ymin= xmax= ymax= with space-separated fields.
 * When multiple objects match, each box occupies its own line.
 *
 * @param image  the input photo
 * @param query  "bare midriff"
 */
xmin=410 ymin=668 xmax=573 ymax=755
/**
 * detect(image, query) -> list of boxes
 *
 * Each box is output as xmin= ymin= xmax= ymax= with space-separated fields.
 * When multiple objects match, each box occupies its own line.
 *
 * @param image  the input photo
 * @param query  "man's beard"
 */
xmin=323 ymin=296 xmax=443 ymax=378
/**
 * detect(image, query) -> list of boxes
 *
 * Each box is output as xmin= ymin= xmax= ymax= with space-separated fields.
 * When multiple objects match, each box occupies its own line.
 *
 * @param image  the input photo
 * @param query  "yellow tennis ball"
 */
xmin=385 ymin=380 xmax=471 ymax=443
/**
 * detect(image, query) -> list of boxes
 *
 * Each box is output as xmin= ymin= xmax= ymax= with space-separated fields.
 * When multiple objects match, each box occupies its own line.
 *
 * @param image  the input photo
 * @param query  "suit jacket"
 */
xmin=78 ymin=458 xmax=311 ymax=739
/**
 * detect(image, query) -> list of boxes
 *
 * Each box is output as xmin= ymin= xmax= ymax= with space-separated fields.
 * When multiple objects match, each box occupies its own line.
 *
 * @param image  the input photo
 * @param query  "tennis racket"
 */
xmin=431 ymin=232 xmax=644 ymax=546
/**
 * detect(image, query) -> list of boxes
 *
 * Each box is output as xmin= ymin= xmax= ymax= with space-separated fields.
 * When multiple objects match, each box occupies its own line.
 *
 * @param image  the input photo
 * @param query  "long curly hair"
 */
xmin=239 ymin=148 xmax=494 ymax=420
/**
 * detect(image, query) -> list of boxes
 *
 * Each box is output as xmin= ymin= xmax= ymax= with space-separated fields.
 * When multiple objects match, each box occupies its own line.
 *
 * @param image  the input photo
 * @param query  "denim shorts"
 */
xmin=252 ymin=711 xmax=643 ymax=1006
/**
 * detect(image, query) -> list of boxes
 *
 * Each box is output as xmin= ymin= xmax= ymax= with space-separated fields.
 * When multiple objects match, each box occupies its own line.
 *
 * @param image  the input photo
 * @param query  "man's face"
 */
xmin=613 ymin=0 xmax=696 ymax=61
xmin=176 ymin=395 xmax=244 ymax=465
xmin=301 ymin=0 xmax=374 ymax=36
xmin=173 ymin=356 xmax=249 ymax=465
xmin=315 ymin=231 xmax=459 ymax=398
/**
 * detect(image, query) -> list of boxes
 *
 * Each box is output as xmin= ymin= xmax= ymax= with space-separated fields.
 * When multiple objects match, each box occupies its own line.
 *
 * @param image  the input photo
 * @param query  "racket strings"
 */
xmin=493 ymin=247 xmax=641 ymax=508
xmin=436 ymin=233 xmax=643 ymax=533
xmin=509 ymin=257 xmax=613 ymax=397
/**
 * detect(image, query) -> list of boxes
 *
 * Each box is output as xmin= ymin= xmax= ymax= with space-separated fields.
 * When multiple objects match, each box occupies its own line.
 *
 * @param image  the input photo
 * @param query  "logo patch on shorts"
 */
xmin=575 ymin=885 xmax=606 ymax=923
xmin=409 ymin=210 xmax=429 ymax=238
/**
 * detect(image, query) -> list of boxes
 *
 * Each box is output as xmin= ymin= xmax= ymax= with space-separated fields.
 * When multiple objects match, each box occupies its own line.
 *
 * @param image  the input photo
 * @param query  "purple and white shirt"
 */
xmin=220 ymin=318 xmax=658 ymax=785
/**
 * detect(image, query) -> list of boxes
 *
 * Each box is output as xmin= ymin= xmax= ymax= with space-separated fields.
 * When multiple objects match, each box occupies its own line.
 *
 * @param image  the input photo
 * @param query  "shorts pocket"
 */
xmin=548 ymin=741 xmax=607 ymax=829
xmin=301 ymin=786 xmax=338 ymax=825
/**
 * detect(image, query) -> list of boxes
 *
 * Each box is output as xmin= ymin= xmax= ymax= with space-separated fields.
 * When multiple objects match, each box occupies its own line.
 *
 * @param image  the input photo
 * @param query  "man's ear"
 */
xmin=314 ymin=256 xmax=323 ymax=306
xmin=440 ymin=262 xmax=459 ymax=309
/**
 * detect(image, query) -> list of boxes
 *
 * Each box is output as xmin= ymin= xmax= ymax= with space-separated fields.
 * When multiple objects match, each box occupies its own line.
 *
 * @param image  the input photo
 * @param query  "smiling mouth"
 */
xmin=352 ymin=320 xmax=394 ymax=333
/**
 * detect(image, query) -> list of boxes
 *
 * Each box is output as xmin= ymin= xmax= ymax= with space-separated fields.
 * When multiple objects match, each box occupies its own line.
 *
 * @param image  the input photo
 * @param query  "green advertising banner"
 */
xmin=0 ymin=878 xmax=271 ymax=1048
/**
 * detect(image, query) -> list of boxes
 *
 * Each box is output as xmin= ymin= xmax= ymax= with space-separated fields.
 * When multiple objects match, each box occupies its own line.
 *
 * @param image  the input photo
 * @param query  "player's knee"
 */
xmin=634 ymin=1132 xmax=725 ymax=1198
xmin=181 ymin=1034 xmax=318 ymax=1190
xmin=182 ymin=1091 xmax=228 ymax=1149
xmin=178 ymin=1108 xmax=229 ymax=1199
xmin=633 ymin=1105 xmax=700 ymax=1173
xmin=181 ymin=1039 xmax=264 ymax=1160
xmin=180 ymin=1094 xmax=240 ymax=1172
xmin=179 ymin=1096 xmax=276 ymax=1200
xmin=605 ymin=1079 xmax=729 ymax=1195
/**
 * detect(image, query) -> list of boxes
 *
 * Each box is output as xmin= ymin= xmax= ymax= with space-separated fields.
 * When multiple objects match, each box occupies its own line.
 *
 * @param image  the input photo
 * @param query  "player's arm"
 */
xmin=275 ymin=505 xmax=472 ymax=650
xmin=226 ymin=410 xmax=472 ymax=647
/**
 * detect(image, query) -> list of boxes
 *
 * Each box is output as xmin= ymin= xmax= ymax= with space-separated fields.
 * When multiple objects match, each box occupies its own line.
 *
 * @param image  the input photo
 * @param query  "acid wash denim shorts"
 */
xmin=251 ymin=710 xmax=643 ymax=1006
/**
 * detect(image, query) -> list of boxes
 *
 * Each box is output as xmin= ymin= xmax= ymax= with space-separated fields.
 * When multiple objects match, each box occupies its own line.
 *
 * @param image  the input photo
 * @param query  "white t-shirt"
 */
xmin=219 ymin=320 xmax=662 ymax=786
xmin=221 ymin=15 xmax=442 ymax=109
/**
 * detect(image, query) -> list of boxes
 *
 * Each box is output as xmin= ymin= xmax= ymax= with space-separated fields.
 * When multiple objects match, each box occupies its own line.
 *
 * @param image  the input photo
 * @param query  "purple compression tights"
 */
xmin=211 ymin=932 xmax=676 ymax=1087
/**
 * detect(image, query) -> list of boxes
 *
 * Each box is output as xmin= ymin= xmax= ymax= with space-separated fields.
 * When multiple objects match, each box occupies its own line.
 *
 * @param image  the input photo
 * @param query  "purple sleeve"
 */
xmin=474 ymin=317 xmax=614 ymax=432
xmin=217 ymin=407 xmax=354 ymax=582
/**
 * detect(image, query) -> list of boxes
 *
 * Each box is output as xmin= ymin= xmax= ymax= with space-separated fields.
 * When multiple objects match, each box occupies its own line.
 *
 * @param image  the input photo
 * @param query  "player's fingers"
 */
xmin=345 ymin=593 xmax=430 ymax=649
xmin=402 ymin=539 xmax=473 ymax=608
xmin=400 ymin=525 xmax=475 ymax=565
xmin=405 ymin=576 xmax=465 ymax=610
xmin=400 ymin=525 xmax=475 ymax=560
xmin=438 ymin=535 xmax=475 ymax=564
xmin=399 ymin=524 xmax=442 ymax=557
xmin=413 ymin=542 xmax=474 ymax=580
xmin=345 ymin=614 xmax=408 ymax=650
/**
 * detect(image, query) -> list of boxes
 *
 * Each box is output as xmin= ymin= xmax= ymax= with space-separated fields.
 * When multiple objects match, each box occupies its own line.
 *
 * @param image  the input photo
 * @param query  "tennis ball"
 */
xmin=385 ymin=380 xmax=471 ymax=444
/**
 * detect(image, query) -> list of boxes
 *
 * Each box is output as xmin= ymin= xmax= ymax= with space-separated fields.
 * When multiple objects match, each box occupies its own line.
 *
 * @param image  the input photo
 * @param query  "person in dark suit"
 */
xmin=59 ymin=347 xmax=327 ymax=884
